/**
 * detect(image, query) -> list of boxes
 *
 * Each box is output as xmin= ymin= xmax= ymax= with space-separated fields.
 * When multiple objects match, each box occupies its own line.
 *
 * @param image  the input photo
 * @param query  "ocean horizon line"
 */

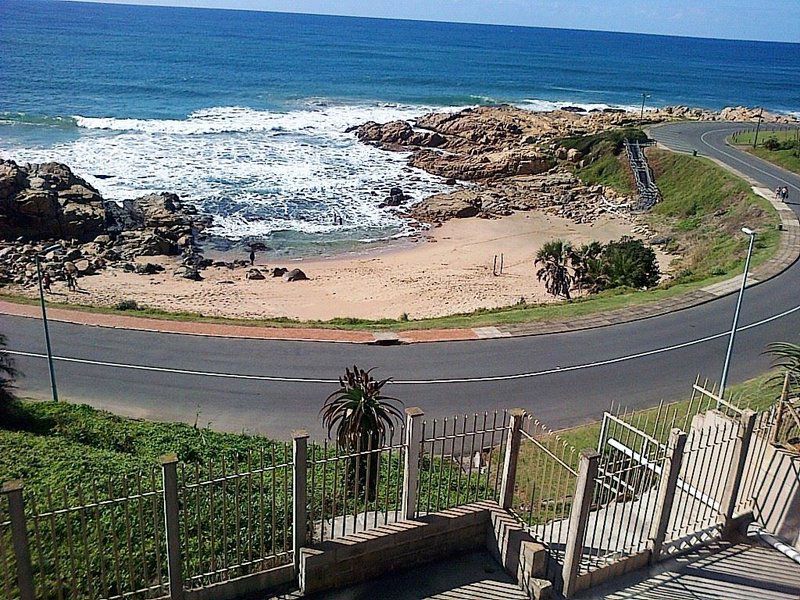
xmin=54 ymin=0 xmax=800 ymax=45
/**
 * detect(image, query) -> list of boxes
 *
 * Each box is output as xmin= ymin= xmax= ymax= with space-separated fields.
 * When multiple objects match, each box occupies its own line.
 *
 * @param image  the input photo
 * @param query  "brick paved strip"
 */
xmin=0 ymin=300 xmax=376 ymax=343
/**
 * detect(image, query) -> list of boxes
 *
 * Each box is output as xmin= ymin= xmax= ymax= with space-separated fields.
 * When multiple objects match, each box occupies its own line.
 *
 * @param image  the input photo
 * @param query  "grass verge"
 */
xmin=731 ymin=130 xmax=800 ymax=175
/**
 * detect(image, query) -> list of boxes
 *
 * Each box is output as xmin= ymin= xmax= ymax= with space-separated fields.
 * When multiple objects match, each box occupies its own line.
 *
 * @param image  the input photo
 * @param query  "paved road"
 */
xmin=5 ymin=121 xmax=800 ymax=439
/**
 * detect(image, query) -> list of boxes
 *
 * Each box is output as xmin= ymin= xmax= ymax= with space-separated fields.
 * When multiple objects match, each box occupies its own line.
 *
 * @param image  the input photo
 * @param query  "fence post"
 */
xmin=401 ymin=407 xmax=424 ymax=520
xmin=3 ymin=481 xmax=35 ymax=600
xmin=160 ymin=454 xmax=184 ymax=600
xmin=499 ymin=409 xmax=525 ymax=509
xmin=562 ymin=450 xmax=600 ymax=598
xmin=292 ymin=430 xmax=309 ymax=572
xmin=720 ymin=410 xmax=757 ymax=531
xmin=648 ymin=428 xmax=687 ymax=562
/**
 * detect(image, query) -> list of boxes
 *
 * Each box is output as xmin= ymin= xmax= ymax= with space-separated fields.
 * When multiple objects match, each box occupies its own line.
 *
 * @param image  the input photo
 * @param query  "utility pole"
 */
xmin=35 ymin=254 xmax=59 ymax=402
xmin=719 ymin=227 xmax=756 ymax=402
xmin=753 ymin=108 xmax=764 ymax=149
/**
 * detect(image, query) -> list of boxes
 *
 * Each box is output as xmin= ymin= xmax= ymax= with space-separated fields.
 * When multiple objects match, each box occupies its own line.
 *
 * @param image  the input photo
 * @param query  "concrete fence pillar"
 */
xmin=292 ymin=430 xmax=309 ymax=572
xmin=160 ymin=454 xmax=184 ymax=600
xmin=401 ymin=407 xmax=424 ymax=520
xmin=562 ymin=450 xmax=600 ymax=598
xmin=2 ymin=481 xmax=35 ymax=600
xmin=648 ymin=428 xmax=687 ymax=562
xmin=499 ymin=409 xmax=526 ymax=510
xmin=720 ymin=410 xmax=757 ymax=530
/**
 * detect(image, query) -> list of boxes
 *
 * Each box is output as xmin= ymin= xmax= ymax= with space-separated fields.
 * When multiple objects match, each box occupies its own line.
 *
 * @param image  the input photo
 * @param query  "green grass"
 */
xmin=731 ymin=130 xmax=800 ymax=175
xmin=645 ymin=149 xmax=781 ymax=285
xmin=575 ymin=152 xmax=635 ymax=195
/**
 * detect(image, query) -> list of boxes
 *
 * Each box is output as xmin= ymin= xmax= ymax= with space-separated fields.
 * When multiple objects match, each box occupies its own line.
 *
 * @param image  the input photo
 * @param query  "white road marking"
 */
xmin=698 ymin=127 xmax=800 ymax=194
xmin=8 ymin=301 xmax=800 ymax=385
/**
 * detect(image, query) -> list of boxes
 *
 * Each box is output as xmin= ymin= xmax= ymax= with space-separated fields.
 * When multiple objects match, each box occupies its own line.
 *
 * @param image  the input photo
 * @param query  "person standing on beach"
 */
xmin=249 ymin=248 xmax=255 ymax=266
xmin=42 ymin=272 xmax=52 ymax=293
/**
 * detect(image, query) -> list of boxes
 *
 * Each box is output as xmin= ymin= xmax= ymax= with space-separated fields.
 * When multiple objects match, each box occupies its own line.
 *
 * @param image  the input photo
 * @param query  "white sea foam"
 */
xmin=0 ymin=98 xmax=648 ymax=247
xmin=5 ymin=104 xmax=452 ymax=243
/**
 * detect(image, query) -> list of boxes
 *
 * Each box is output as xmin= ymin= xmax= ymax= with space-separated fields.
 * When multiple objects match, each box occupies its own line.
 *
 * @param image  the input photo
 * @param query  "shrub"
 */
xmin=566 ymin=237 xmax=660 ymax=293
xmin=763 ymin=137 xmax=781 ymax=151
xmin=601 ymin=237 xmax=660 ymax=289
xmin=114 ymin=299 xmax=140 ymax=311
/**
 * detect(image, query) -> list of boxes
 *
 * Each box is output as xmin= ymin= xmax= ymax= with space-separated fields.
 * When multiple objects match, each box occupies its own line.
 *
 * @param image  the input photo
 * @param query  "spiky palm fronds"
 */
xmin=0 ymin=333 xmax=17 ymax=405
xmin=320 ymin=366 xmax=403 ymax=451
xmin=535 ymin=240 xmax=573 ymax=299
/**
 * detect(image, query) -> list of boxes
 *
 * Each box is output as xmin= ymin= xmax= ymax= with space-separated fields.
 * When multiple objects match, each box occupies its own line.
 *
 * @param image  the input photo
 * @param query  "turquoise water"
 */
xmin=2 ymin=0 xmax=799 ymax=252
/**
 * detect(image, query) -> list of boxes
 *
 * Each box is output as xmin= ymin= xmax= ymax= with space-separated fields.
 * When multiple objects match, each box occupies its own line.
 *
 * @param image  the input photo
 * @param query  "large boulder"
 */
xmin=0 ymin=159 xmax=106 ymax=241
xmin=283 ymin=268 xmax=308 ymax=282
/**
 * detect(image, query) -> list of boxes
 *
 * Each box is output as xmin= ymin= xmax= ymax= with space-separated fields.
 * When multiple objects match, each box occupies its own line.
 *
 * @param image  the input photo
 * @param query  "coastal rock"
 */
xmin=283 ymin=268 xmax=308 ymax=282
xmin=0 ymin=160 xmax=106 ymax=241
xmin=135 ymin=262 xmax=165 ymax=275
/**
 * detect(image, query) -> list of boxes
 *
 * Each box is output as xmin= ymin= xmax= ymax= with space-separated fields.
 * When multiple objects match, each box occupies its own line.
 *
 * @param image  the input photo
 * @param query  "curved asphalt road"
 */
xmin=5 ymin=121 xmax=800 ymax=439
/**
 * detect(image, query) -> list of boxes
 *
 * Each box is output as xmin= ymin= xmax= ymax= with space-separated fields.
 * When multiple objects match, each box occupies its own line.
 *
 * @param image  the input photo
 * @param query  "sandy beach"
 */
xmin=13 ymin=211 xmax=671 ymax=321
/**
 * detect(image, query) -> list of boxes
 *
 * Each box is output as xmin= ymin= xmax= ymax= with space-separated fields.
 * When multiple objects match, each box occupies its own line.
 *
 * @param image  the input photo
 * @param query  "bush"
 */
xmin=601 ymin=237 xmax=660 ymax=289
xmin=114 ymin=299 xmax=140 ymax=311
xmin=763 ymin=137 xmax=781 ymax=151
xmin=569 ymin=237 xmax=660 ymax=293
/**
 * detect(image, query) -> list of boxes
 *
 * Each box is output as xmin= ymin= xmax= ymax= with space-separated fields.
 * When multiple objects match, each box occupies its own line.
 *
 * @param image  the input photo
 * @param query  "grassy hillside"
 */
xmin=646 ymin=149 xmax=780 ymax=284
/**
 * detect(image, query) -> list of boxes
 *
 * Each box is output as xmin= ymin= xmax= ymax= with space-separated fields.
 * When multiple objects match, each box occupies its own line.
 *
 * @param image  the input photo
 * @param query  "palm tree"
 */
xmin=535 ymin=240 xmax=573 ymax=299
xmin=766 ymin=342 xmax=800 ymax=388
xmin=321 ymin=366 xmax=403 ymax=500
xmin=569 ymin=241 xmax=605 ymax=292
xmin=0 ymin=333 xmax=18 ymax=409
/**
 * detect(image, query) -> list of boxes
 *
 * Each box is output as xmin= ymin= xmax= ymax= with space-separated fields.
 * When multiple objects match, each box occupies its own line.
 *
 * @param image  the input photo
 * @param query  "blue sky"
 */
xmin=71 ymin=0 xmax=800 ymax=43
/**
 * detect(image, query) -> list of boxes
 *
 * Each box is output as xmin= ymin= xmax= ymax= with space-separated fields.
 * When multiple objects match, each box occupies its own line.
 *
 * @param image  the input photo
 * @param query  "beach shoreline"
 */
xmin=5 ymin=210 xmax=671 ymax=321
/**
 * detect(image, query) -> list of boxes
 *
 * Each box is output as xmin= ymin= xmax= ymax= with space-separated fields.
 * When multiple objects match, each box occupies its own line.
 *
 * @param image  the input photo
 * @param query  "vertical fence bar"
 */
xmin=402 ymin=407 xmax=424 ymax=520
xmin=499 ymin=409 xmax=525 ymax=509
xmin=2 ymin=481 xmax=34 ymax=600
xmin=649 ymin=429 xmax=687 ymax=562
xmin=292 ymin=430 xmax=308 ymax=572
xmin=161 ymin=455 xmax=184 ymax=600
xmin=562 ymin=451 xmax=600 ymax=598
xmin=720 ymin=410 xmax=757 ymax=531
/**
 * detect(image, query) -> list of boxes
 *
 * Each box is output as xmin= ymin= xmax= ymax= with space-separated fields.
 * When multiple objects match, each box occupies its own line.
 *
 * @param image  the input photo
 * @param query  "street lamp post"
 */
xmin=752 ymin=108 xmax=764 ymax=149
xmin=718 ymin=227 xmax=756 ymax=403
xmin=35 ymin=251 xmax=59 ymax=402
xmin=640 ymin=93 xmax=651 ymax=124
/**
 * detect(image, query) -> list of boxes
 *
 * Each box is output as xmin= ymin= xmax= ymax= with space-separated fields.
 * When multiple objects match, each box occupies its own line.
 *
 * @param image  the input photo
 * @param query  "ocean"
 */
xmin=2 ymin=0 xmax=799 ymax=254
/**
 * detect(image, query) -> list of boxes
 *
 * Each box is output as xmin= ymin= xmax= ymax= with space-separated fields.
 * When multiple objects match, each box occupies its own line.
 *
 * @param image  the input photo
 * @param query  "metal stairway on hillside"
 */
xmin=625 ymin=139 xmax=662 ymax=211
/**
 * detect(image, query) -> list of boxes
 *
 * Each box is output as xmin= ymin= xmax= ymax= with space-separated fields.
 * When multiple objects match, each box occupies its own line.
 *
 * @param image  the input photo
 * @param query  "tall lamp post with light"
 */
xmin=35 ymin=246 xmax=61 ymax=402
xmin=718 ymin=227 xmax=756 ymax=403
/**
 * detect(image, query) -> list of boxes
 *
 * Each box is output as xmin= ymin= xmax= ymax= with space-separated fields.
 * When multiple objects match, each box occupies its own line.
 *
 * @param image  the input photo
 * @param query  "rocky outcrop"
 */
xmin=0 ymin=160 xmax=210 ymax=287
xmin=0 ymin=160 xmax=106 ymax=241
xmin=650 ymin=105 xmax=797 ymax=124
xmin=410 ymin=171 xmax=633 ymax=225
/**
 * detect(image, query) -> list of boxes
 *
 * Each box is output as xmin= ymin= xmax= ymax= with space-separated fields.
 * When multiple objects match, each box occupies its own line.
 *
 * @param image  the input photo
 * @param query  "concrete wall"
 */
xmin=299 ymin=501 xmax=549 ymax=598
xmin=184 ymin=564 xmax=294 ymax=600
